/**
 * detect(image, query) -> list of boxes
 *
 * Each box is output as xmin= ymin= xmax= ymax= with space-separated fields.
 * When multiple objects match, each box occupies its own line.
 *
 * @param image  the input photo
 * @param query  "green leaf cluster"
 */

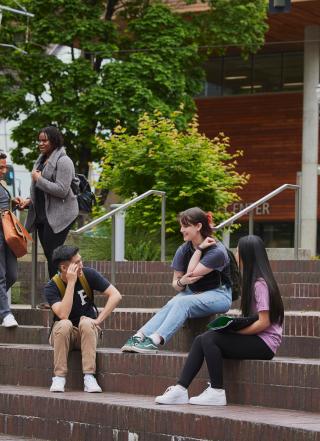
xmin=0 ymin=0 xmax=268 ymax=172
xmin=97 ymin=111 xmax=249 ymax=236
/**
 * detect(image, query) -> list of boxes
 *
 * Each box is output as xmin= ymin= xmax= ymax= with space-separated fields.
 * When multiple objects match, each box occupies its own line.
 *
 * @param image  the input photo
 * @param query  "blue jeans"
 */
xmin=0 ymin=226 xmax=17 ymax=320
xmin=140 ymin=285 xmax=232 ymax=343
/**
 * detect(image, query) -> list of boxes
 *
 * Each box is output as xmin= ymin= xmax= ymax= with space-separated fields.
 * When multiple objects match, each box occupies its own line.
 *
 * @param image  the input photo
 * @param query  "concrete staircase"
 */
xmin=0 ymin=260 xmax=319 ymax=441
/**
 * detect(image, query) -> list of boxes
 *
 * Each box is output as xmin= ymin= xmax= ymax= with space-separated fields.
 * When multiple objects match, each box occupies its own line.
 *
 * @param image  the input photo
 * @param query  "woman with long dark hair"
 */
xmin=121 ymin=207 xmax=232 ymax=354
xmin=155 ymin=234 xmax=284 ymax=405
xmin=21 ymin=126 xmax=79 ymax=279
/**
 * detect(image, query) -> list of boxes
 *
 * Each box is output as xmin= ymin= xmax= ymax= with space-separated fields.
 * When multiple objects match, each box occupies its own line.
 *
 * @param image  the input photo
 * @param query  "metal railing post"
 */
xmin=31 ymin=231 xmax=38 ymax=308
xmin=161 ymin=194 xmax=166 ymax=262
xmin=222 ymin=229 xmax=231 ymax=248
xmin=294 ymin=187 xmax=301 ymax=260
xmin=111 ymin=215 xmax=116 ymax=285
xmin=249 ymin=211 xmax=254 ymax=235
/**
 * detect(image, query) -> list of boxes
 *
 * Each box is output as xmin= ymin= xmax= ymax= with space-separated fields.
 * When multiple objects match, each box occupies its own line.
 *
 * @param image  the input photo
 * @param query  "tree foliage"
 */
xmin=97 ymin=111 xmax=249 ymax=235
xmin=0 ymin=0 xmax=268 ymax=172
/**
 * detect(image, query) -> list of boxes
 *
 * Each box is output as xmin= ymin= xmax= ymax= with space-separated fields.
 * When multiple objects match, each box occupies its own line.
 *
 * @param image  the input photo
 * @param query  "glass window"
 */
xmin=253 ymin=53 xmax=282 ymax=93
xmin=230 ymin=222 xmax=294 ymax=248
xmin=282 ymin=52 xmax=303 ymax=91
xmin=200 ymin=51 xmax=303 ymax=97
xmin=202 ymin=59 xmax=223 ymax=97
xmin=223 ymin=56 xmax=252 ymax=95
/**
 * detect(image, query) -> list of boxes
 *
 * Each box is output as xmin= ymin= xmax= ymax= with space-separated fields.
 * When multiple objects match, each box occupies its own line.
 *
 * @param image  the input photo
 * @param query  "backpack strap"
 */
xmin=52 ymin=274 xmax=66 ymax=297
xmin=79 ymin=273 xmax=93 ymax=299
xmin=52 ymin=273 xmax=93 ymax=299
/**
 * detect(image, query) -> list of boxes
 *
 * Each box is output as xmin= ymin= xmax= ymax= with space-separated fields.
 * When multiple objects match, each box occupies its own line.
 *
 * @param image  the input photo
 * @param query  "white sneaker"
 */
xmin=189 ymin=385 xmax=227 ymax=406
xmin=155 ymin=385 xmax=189 ymax=404
xmin=2 ymin=313 xmax=18 ymax=328
xmin=84 ymin=374 xmax=102 ymax=393
xmin=50 ymin=376 xmax=66 ymax=393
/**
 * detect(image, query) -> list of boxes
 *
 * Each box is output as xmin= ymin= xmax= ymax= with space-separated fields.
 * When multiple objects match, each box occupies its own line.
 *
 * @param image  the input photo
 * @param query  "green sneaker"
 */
xmin=129 ymin=336 xmax=158 ymax=354
xmin=121 ymin=335 xmax=143 ymax=352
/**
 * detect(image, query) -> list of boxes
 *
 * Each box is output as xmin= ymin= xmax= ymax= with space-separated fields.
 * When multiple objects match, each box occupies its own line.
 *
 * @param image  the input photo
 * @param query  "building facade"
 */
xmin=190 ymin=0 xmax=320 ymax=253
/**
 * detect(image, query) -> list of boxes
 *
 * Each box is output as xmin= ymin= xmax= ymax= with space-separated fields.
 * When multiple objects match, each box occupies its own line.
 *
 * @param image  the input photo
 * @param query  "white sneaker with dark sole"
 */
xmin=155 ymin=385 xmax=189 ymax=404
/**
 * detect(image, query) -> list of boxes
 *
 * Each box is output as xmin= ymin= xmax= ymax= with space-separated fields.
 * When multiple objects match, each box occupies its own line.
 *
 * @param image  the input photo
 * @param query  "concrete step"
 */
xmin=94 ymin=293 xmax=320 ymax=311
xmin=12 ymin=283 xmax=320 ymax=310
xmin=4 ymin=309 xmax=320 ymax=357
xmin=110 ymin=271 xmax=320 ymax=284
xmin=10 ymin=308 xmax=320 ymax=336
xmin=16 ymin=259 xmax=320 ymax=275
xmin=48 ymin=272 xmax=320 ymax=284
xmin=109 ymin=281 xmax=320 ymax=297
xmin=0 ymin=345 xmax=319 ymax=413
xmin=13 ymin=284 xmax=320 ymax=311
xmin=0 ymin=385 xmax=319 ymax=441
xmin=0 ymin=435 xmax=48 ymax=441
xmin=15 ymin=270 xmax=320 ymax=289
xmin=2 ymin=324 xmax=319 ymax=358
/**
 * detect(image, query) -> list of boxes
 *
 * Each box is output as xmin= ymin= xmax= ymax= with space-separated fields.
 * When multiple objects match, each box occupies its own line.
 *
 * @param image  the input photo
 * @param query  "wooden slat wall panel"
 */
xmin=195 ymin=92 xmax=320 ymax=222
xmin=266 ymin=0 xmax=320 ymax=43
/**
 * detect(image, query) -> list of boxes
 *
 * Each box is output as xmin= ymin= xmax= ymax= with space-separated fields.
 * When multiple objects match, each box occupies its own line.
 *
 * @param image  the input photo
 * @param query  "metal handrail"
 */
xmin=75 ymin=189 xmax=166 ymax=285
xmin=214 ymin=184 xmax=301 ymax=259
xmin=0 ymin=5 xmax=34 ymax=17
xmin=31 ymin=189 xmax=166 ymax=305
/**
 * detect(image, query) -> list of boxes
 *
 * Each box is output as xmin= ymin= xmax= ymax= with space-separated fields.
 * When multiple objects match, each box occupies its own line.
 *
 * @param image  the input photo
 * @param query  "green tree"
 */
xmin=0 ymin=0 xmax=268 ymax=172
xmin=97 ymin=111 xmax=249 ymax=235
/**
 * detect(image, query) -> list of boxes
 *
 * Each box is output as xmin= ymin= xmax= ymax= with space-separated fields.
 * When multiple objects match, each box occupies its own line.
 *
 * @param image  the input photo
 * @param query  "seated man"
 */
xmin=45 ymin=245 xmax=122 ymax=393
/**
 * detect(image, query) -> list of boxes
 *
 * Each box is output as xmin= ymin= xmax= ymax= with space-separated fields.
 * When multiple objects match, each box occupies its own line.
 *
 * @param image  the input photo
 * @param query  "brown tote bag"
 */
xmin=1 ymin=209 xmax=33 ymax=258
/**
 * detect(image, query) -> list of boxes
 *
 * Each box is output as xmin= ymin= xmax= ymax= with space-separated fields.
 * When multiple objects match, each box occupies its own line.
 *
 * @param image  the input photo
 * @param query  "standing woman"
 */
xmin=121 ymin=207 xmax=232 ymax=353
xmin=21 ymin=126 xmax=79 ymax=279
xmin=0 ymin=151 xmax=24 ymax=327
xmin=155 ymin=235 xmax=284 ymax=406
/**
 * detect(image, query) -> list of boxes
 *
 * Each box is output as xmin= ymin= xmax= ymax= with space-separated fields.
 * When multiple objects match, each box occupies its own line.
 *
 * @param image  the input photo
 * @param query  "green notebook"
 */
xmin=207 ymin=315 xmax=258 ymax=332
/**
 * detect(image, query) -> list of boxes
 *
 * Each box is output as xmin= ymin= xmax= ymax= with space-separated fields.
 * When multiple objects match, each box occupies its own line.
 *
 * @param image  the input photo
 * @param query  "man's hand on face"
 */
xmin=66 ymin=263 xmax=79 ymax=284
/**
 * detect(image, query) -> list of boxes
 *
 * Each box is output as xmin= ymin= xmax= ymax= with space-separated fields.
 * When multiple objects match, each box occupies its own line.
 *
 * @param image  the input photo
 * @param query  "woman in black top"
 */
xmin=121 ymin=207 xmax=232 ymax=354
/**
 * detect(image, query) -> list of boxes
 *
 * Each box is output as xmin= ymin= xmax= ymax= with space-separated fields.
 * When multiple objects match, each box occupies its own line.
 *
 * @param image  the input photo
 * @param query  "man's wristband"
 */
xmin=196 ymin=245 xmax=203 ymax=251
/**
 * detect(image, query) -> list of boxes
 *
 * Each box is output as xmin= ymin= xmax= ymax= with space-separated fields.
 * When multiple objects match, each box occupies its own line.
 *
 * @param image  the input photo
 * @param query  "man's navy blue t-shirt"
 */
xmin=45 ymin=267 xmax=110 ymax=326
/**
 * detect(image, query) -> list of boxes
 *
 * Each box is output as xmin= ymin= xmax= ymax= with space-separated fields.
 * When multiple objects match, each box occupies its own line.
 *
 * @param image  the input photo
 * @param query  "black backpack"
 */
xmin=72 ymin=174 xmax=96 ymax=214
xmin=223 ymin=248 xmax=242 ymax=302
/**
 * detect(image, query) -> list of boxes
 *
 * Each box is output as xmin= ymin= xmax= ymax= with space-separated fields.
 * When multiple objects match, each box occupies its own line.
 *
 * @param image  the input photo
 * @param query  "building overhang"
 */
xmin=165 ymin=1 xmax=320 ymax=52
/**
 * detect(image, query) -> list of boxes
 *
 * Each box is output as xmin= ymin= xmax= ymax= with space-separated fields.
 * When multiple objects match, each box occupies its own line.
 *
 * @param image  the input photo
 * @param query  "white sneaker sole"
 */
xmin=3 ymin=321 xmax=18 ymax=328
xmin=126 ymin=346 xmax=158 ymax=354
xmin=121 ymin=345 xmax=136 ymax=352
xmin=84 ymin=387 xmax=102 ymax=393
xmin=50 ymin=388 xmax=64 ymax=393
xmin=189 ymin=398 xmax=227 ymax=406
xmin=155 ymin=397 xmax=189 ymax=405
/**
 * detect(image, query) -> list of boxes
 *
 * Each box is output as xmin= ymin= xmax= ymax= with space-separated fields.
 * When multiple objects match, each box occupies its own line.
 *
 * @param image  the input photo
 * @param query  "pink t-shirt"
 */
xmin=251 ymin=279 xmax=282 ymax=354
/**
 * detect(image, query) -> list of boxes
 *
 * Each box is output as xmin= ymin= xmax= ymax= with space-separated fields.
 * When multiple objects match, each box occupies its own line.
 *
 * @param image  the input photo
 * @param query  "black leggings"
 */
xmin=178 ymin=330 xmax=274 ymax=389
xmin=37 ymin=220 xmax=73 ymax=278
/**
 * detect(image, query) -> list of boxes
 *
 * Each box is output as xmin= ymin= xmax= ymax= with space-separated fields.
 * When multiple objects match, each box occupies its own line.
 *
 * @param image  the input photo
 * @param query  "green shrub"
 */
xmin=97 ymin=111 xmax=248 ymax=240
